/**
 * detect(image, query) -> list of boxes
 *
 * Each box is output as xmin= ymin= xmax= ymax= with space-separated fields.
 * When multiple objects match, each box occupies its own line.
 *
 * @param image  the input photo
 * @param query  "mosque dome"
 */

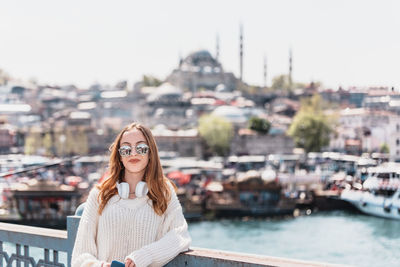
xmin=181 ymin=50 xmax=220 ymax=69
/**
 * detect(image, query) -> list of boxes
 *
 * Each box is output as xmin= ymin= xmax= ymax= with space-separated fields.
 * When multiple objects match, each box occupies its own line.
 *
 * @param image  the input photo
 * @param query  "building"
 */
xmin=142 ymin=83 xmax=192 ymax=129
xmin=0 ymin=123 xmax=15 ymax=153
xmin=320 ymin=88 xmax=367 ymax=108
xmin=166 ymin=50 xmax=238 ymax=92
xmin=230 ymin=129 xmax=294 ymax=155
xmin=330 ymin=108 xmax=400 ymax=161
xmin=152 ymin=126 xmax=202 ymax=157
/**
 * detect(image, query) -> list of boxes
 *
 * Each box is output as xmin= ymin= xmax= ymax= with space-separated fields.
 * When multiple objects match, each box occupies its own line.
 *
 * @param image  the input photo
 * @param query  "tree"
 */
xmin=42 ymin=132 xmax=53 ymax=156
xmin=249 ymin=117 xmax=271 ymax=134
xmin=75 ymin=127 xmax=89 ymax=155
xmin=24 ymin=131 xmax=40 ymax=155
xmin=287 ymin=94 xmax=337 ymax=153
xmin=65 ymin=128 xmax=75 ymax=156
xmin=24 ymin=128 xmax=44 ymax=155
xmin=271 ymin=74 xmax=291 ymax=91
xmin=271 ymin=74 xmax=322 ymax=92
xmin=198 ymin=114 xmax=234 ymax=156
xmin=60 ymin=127 xmax=89 ymax=156
xmin=142 ymin=75 xmax=162 ymax=87
xmin=380 ymin=143 xmax=390 ymax=154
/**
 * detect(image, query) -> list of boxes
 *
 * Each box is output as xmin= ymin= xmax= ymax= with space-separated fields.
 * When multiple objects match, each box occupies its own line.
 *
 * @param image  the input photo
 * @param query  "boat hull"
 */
xmin=341 ymin=190 xmax=400 ymax=220
xmin=209 ymin=205 xmax=295 ymax=218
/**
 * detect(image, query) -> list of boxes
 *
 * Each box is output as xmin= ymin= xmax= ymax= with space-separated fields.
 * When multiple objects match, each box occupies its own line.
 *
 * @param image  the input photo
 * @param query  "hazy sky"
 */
xmin=1 ymin=0 xmax=399 ymax=89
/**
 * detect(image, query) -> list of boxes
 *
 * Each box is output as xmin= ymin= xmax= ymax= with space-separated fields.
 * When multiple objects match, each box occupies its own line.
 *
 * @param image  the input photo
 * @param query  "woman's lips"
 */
xmin=129 ymin=159 xmax=140 ymax=163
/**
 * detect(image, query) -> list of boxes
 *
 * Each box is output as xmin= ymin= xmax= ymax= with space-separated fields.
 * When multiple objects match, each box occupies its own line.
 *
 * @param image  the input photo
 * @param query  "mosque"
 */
xmin=165 ymin=26 xmax=247 ymax=93
xmin=166 ymin=50 xmax=238 ymax=92
xmin=165 ymin=25 xmax=293 ymax=93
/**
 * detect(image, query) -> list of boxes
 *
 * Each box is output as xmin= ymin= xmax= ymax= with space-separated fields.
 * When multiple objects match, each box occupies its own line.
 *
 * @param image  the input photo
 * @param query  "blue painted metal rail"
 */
xmin=0 ymin=216 xmax=349 ymax=267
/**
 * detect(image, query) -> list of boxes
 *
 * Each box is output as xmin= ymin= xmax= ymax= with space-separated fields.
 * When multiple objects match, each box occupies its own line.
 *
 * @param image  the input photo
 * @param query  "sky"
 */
xmin=1 ymin=0 xmax=400 ymax=89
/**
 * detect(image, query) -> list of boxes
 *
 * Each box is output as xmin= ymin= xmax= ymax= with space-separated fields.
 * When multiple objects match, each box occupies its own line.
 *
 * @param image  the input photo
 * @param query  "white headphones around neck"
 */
xmin=116 ymin=181 xmax=148 ymax=199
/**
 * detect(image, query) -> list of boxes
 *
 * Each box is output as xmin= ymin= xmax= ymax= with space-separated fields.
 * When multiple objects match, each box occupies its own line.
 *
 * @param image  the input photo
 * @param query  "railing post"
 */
xmin=67 ymin=216 xmax=81 ymax=267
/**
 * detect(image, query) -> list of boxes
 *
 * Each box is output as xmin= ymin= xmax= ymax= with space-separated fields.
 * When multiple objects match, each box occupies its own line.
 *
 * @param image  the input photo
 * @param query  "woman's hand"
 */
xmin=125 ymin=258 xmax=136 ymax=267
xmin=102 ymin=263 xmax=111 ymax=267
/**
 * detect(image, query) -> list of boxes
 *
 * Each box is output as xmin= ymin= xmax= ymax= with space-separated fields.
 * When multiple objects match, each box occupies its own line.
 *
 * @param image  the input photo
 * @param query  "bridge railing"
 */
xmin=0 ymin=216 xmax=345 ymax=267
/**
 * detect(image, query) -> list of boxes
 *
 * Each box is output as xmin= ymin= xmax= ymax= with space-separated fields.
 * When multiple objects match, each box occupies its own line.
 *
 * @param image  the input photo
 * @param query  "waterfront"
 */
xmin=1 ymin=210 xmax=399 ymax=267
xmin=189 ymin=211 xmax=400 ymax=267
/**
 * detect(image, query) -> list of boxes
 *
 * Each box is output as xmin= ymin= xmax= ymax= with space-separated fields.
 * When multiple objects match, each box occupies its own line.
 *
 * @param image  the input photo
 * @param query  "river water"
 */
xmin=3 ymin=211 xmax=399 ymax=267
xmin=188 ymin=211 xmax=400 ymax=267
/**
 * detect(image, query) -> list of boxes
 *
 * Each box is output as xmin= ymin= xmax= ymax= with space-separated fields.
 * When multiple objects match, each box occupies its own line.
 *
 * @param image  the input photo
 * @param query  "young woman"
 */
xmin=71 ymin=123 xmax=191 ymax=267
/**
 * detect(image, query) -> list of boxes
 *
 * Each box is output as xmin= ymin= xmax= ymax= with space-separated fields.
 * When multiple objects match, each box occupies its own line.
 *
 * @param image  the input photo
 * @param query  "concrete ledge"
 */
xmin=0 ymin=219 xmax=350 ymax=267
xmin=0 ymin=222 xmax=68 ymax=251
xmin=166 ymin=247 xmax=350 ymax=267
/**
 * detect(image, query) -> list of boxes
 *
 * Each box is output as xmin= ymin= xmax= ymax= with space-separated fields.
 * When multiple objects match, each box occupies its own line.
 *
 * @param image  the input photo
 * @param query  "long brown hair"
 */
xmin=96 ymin=122 xmax=173 ymax=216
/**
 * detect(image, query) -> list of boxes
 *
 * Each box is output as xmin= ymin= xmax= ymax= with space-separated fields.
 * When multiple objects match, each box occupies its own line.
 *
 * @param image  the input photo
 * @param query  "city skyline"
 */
xmin=1 ymin=0 xmax=399 ymax=89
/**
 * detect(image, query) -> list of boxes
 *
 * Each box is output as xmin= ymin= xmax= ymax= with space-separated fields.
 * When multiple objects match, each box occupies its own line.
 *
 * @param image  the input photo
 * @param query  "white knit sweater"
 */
xmin=71 ymin=183 xmax=191 ymax=267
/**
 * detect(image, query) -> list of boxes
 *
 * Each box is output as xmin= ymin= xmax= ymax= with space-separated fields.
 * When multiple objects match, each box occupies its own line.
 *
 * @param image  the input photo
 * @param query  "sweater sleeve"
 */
xmin=125 ymin=183 xmax=191 ymax=267
xmin=71 ymin=187 xmax=103 ymax=267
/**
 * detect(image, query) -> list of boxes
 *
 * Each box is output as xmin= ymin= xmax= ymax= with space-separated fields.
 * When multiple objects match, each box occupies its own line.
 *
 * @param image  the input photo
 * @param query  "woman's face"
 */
xmin=119 ymin=128 xmax=150 ymax=176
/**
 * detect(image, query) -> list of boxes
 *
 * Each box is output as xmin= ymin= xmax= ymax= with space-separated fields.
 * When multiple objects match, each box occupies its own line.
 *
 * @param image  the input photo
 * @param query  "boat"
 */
xmin=340 ymin=162 xmax=400 ymax=220
xmin=0 ymin=155 xmax=100 ymax=229
xmin=6 ymin=178 xmax=88 ymax=229
xmin=176 ymin=187 xmax=203 ymax=221
xmin=204 ymin=170 xmax=296 ymax=218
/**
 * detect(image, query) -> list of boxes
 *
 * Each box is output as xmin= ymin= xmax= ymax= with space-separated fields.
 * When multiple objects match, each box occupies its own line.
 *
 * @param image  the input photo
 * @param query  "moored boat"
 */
xmin=8 ymin=178 xmax=87 ymax=228
xmin=340 ymin=162 xmax=400 ymax=220
xmin=205 ymin=170 xmax=296 ymax=218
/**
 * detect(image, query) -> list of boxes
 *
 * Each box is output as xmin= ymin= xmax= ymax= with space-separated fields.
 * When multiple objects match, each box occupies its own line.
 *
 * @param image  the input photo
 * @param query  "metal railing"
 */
xmin=0 ymin=216 xmax=347 ymax=267
xmin=0 ymin=224 xmax=65 ymax=267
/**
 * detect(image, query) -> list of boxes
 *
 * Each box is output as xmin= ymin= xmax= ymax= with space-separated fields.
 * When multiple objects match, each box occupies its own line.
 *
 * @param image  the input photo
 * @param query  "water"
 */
xmin=188 ymin=211 xmax=400 ymax=267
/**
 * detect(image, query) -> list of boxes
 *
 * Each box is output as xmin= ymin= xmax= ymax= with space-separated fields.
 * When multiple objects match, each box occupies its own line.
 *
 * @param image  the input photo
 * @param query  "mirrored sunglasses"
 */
xmin=118 ymin=143 xmax=149 ymax=157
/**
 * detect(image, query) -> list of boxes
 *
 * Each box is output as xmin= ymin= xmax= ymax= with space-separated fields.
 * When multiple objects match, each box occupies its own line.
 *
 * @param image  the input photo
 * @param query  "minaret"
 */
xmin=178 ymin=50 xmax=184 ymax=90
xmin=288 ymin=48 xmax=293 ymax=89
xmin=263 ymin=55 xmax=267 ymax=88
xmin=239 ymin=24 xmax=244 ymax=82
xmin=178 ymin=51 xmax=183 ymax=68
xmin=216 ymin=33 xmax=220 ymax=63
